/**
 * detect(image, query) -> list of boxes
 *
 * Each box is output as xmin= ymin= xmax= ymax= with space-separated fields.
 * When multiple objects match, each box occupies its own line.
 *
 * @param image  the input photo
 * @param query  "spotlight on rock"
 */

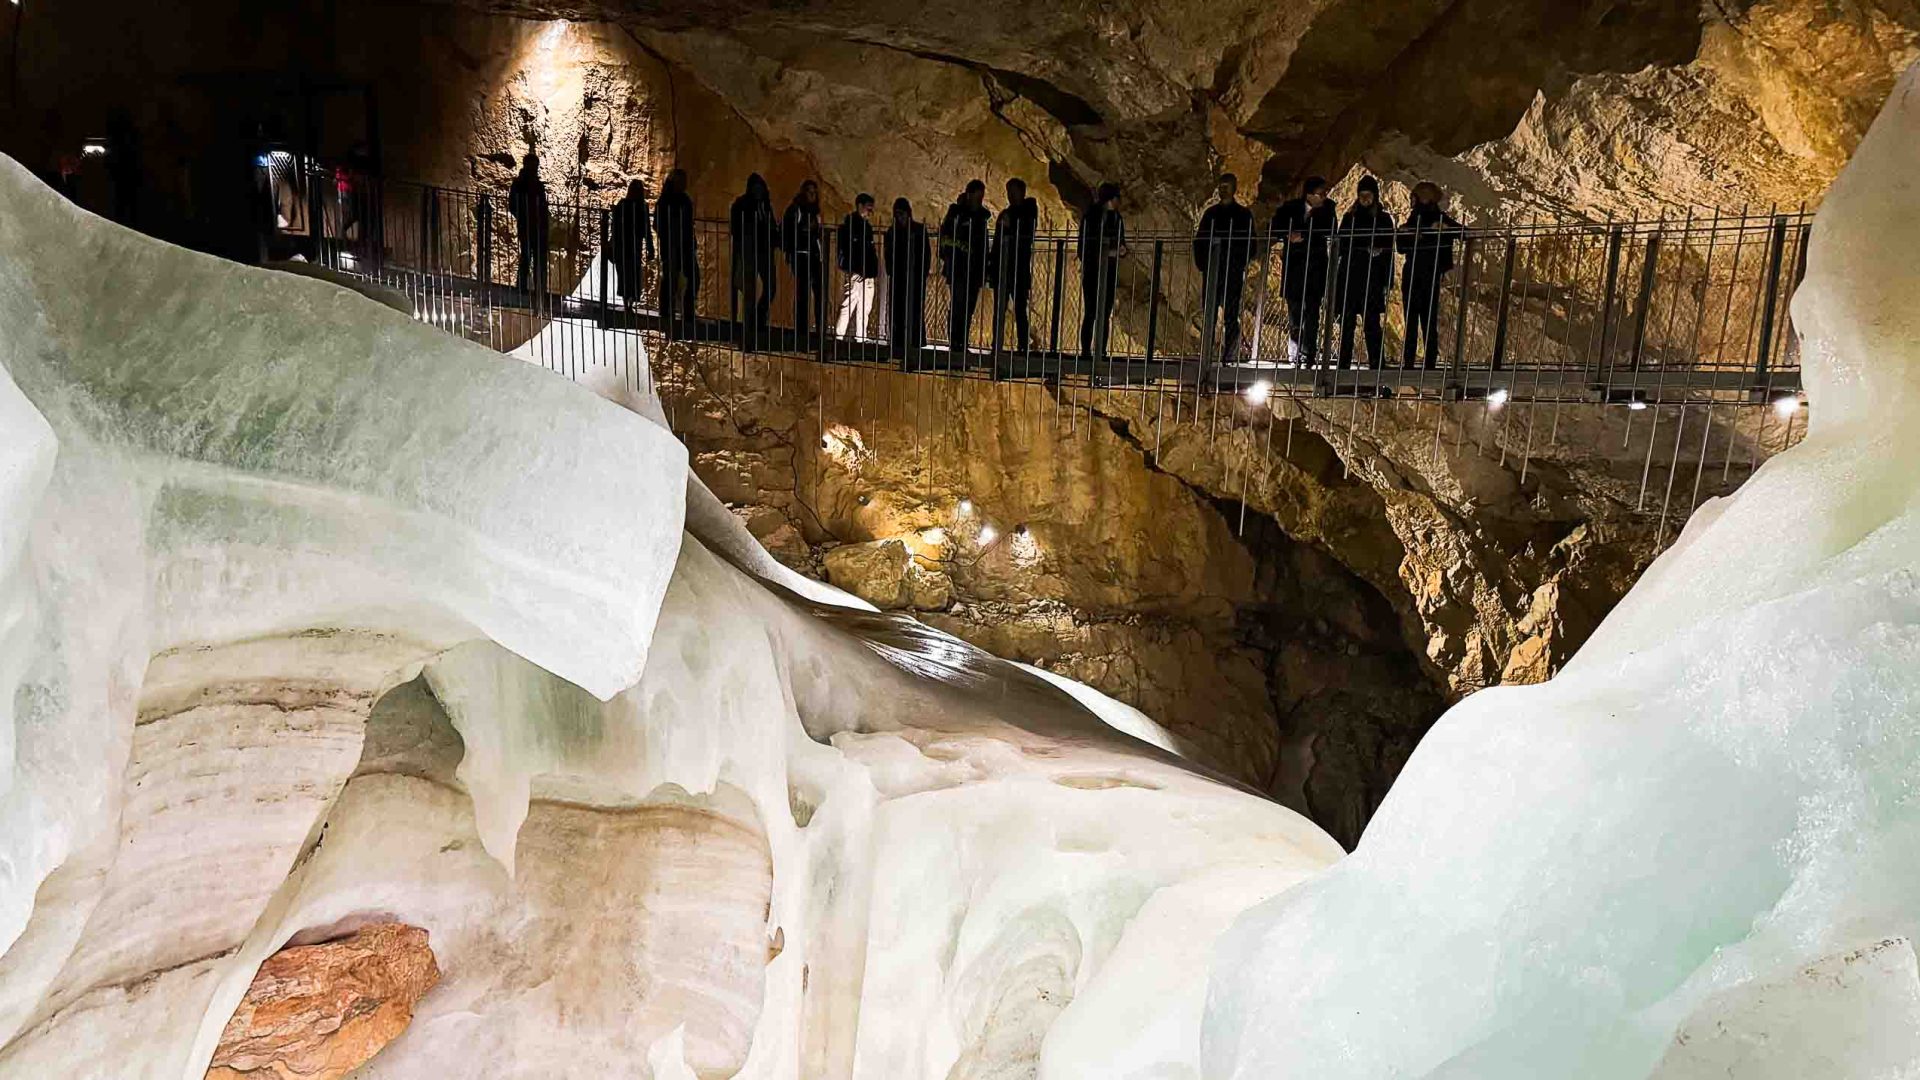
xmin=1244 ymin=380 xmax=1272 ymax=407
xmin=977 ymin=524 xmax=997 ymax=546
xmin=1628 ymin=400 xmax=1649 ymax=411
xmin=957 ymin=499 xmax=973 ymax=516
xmin=1774 ymin=394 xmax=1802 ymax=418
xmin=1487 ymin=388 xmax=1510 ymax=407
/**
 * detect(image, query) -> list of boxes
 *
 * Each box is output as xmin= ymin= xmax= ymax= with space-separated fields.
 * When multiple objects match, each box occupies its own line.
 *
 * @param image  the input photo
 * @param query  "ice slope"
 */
xmin=1203 ymin=61 xmax=1920 ymax=1080
xmin=0 ymin=156 xmax=1337 ymax=1079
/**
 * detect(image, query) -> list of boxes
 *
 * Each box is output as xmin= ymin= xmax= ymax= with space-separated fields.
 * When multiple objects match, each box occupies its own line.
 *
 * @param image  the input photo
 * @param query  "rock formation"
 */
xmin=206 ymin=923 xmax=440 ymax=1080
xmin=1 ymin=0 xmax=1893 ymax=843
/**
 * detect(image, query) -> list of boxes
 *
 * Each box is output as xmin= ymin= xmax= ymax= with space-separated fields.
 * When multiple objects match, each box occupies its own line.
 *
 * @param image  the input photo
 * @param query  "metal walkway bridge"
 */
xmin=272 ymin=171 xmax=1809 ymax=411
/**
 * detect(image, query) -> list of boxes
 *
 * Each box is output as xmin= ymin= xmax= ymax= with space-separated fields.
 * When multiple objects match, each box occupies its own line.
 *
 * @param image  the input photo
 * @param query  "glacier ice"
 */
xmin=0 ymin=152 xmax=1336 ymax=1080
xmin=1203 ymin=61 xmax=1920 ymax=1080
xmin=10 ymin=51 xmax=1918 ymax=1076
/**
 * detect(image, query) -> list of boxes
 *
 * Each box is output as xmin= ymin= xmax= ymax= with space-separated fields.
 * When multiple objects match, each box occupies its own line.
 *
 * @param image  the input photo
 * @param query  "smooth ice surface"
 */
xmin=0 ymin=150 xmax=684 ymax=998
xmin=0 ymin=157 xmax=1336 ymax=1079
xmin=1204 ymin=62 xmax=1920 ymax=1080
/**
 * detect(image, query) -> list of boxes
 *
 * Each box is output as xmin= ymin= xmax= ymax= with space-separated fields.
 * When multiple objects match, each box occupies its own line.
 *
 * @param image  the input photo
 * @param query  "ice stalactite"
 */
xmin=1203 ymin=60 xmax=1920 ymax=1080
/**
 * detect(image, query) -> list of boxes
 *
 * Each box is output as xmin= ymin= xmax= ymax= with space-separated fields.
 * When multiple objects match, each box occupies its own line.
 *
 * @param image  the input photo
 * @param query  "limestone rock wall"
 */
xmin=4 ymin=0 xmax=1879 ymax=843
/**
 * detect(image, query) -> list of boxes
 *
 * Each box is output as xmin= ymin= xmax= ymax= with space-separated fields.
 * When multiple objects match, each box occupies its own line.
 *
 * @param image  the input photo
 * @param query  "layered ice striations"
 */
xmin=1203 ymin=62 xmax=1920 ymax=1080
xmin=0 ymin=154 xmax=1336 ymax=1079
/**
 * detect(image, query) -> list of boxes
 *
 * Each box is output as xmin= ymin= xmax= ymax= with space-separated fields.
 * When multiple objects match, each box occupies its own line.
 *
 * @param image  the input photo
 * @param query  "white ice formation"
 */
xmin=8 ymin=54 xmax=1920 ymax=1079
xmin=0 ymin=152 xmax=1335 ymax=1080
xmin=1204 ymin=61 xmax=1920 ymax=1080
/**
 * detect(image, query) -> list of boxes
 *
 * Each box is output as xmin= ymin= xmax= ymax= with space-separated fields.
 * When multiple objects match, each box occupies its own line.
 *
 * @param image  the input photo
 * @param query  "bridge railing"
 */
xmin=267 ymin=163 xmax=1808 ymax=405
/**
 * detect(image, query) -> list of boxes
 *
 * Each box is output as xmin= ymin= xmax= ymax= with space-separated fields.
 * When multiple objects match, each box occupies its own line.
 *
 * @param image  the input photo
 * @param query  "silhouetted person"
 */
xmin=508 ymin=152 xmax=551 ymax=297
xmin=1272 ymin=176 xmax=1337 ymax=367
xmin=885 ymin=197 xmax=933 ymax=365
xmin=783 ymin=179 xmax=825 ymax=347
xmin=1398 ymin=181 xmax=1461 ymax=370
xmin=1333 ymin=175 xmax=1395 ymax=369
xmin=730 ymin=173 xmax=780 ymax=349
xmin=991 ymin=177 xmax=1038 ymax=354
xmin=1079 ymin=182 xmax=1126 ymax=362
xmin=940 ymin=179 xmax=992 ymax=355
xmin=1194 ymin=172 xmax=1255 ymax=367
xmin=654 ymin=168 xmax=698 ymax=340
xmin=609 ymin=178 xmax=654 ymax=307
xmin=835 ymin=193 xmax=880 ymax=341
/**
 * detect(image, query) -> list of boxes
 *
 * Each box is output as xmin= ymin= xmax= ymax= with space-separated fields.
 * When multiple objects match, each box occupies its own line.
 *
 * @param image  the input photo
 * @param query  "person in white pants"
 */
xmin=835 ymin=193 xmax=880 ymax=341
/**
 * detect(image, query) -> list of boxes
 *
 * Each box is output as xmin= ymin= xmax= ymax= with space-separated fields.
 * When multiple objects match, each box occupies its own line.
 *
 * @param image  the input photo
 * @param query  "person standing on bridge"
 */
xmin=940 ymin=179 xmax=992 ymax=356
xmin=1194 ymin=172 xmax=1255 ymax=369
xmin=835 ymin=193 xmax=880 ymax=342
xmin=1271 ymin=175 xmax=1338 ymax=368
xmin=608 ymin=178 xmax=654 ymax=309
xmin=654 ymin=168 xmax=698 ymax=341
xmin=1397 ymin=180 xmax=1461 ymax=370
xmin=730 ymin=173 xmax=780 ymax=350
xmin=990 ymin=177 xmax=1039 ymax=355
xmin=1333 ymin=175 xmax=1395 ymax=369
xmin=1078 ymin=182 xmax=1127 ymax=363
xmin=783 ymin=180 xmax=826 ymax=348
xmin=885 ymin=197 xmax=933 ymax=365
xmin=508 ymin=152 xmax=551 ymax=299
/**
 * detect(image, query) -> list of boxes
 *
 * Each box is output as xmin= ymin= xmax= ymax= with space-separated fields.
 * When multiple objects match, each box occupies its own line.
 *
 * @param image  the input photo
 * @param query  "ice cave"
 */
xmin=3 ymin=1 xmax=1919 ymax=1076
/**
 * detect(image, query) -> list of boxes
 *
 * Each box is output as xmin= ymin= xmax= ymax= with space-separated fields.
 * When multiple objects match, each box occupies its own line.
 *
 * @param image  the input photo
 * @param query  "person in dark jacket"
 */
xmin=508 ymin=152 xmax=551 ymax=297
xmin=653 ymin=168 xmax=698 ymax=341
xmin=1079 ymin=182 xmax=1127 ymax=362
xmin=940 ymin=179 xmax=992 ymax=355
xmin=1397 ymin=181 xmax=1462 ymax=370
xmin=1332 ymin=175 xmax=1395 ymax=369
xmin=783 ymin=180 xmax=826 ymax=347
xmin=608 ymin=178 xmax=654 ymax=307
xmin=1193 ymin=172 xmax=1255 ymax=367
xmin=885 ymin=197 xmax=933 ymax=365
xmin=730 ymin=173 xmax=780 ymax=349
xmin=1271 ymin=175 xmax=1338 ymax=367
xmin=835 ymin=193 xmax=880 ymax=341
xmin=990 ymin=177 xmax=1039 ymax=354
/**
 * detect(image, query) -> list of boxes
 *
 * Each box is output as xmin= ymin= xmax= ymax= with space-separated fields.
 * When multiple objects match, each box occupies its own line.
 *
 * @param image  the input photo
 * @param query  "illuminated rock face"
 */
xmin=206 ymin=923 xmax=440 ymax=1080
xmin=11 ymin=0 xmax=1889 ymax=843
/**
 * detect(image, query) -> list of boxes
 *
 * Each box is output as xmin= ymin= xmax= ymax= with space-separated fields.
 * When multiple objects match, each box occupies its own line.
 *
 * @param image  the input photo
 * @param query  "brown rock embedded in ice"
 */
xmin=206 ymin=923 xmax=440 ymax=1080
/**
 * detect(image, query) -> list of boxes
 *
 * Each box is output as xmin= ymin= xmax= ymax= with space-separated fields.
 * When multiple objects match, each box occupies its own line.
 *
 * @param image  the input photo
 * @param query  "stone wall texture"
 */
xmin=5 ymin=0 xmax=1902 ymax=841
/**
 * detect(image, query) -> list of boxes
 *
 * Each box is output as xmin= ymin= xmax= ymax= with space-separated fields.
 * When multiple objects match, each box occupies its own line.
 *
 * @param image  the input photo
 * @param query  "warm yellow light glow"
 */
xmin=922 ymin=527 xmax=947 ymax=546
xmin=977 ymin=524 xmax=997 ymax=545
xmin=957 ymin=499 xmax=973 ymax=516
